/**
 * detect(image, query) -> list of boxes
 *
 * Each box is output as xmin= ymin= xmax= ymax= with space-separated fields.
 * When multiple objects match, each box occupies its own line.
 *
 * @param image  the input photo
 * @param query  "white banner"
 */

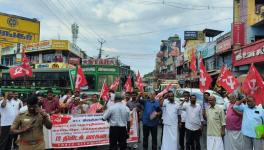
xmin=44 ymin=111 xmax=139 ymax=149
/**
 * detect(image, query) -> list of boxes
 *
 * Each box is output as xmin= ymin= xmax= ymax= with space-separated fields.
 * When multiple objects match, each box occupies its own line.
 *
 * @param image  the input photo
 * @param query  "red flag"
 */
xmin=199 ymin=55 xmax=212 ymax=93
xmin=75 ymin=65 xmax=88 ymax=91
xmin=9 ymin=46 xmax=32 ymax=78
xmin=110 ymin=77 xmax=120 ymax=91
xmin=217 ymin=65 xmax=239 ymax=93
xmin=241 ymin=64 xmax=264 ymax=105
xmin=136 ymin=71 xmax=144 ymax=93
xmin=100 ymin=82 xmax=109 ymax=101
xmin=190 ymin=50 xmax=196 ymax=73
xmin=124 ymin=75 xmax=133 ymax=93
xmin=9 ymin=66 xmax=25 ymax=79
xmin=155 ymin=83 xmax=173 ymax=99
xmin=21 ymin=47 xmax=32 ymax=77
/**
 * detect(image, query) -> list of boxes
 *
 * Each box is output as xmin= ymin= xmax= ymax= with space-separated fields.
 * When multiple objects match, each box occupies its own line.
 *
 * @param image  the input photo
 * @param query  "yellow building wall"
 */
xmin=234 ymin=0 xmax=240 ymax=22
xmin=247 ymin=0 xmax=264 ymax=26
xmin=0 ymin=13 xmax=40 ymax=47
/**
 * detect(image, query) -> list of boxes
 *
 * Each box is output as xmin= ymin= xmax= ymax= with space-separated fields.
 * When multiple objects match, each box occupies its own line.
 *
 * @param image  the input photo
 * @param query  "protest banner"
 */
xmin=44 ymin=111 xmax=139 ymax=148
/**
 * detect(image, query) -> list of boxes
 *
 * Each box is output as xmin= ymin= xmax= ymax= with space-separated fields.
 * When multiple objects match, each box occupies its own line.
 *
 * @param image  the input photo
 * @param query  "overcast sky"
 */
xmin=0 ymin=0 xmax=233 ymax=75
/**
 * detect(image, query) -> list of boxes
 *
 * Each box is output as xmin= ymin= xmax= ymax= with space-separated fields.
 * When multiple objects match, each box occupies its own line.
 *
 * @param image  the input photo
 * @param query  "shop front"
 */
xmin=233 ymin=39 xmax=264 ymax=76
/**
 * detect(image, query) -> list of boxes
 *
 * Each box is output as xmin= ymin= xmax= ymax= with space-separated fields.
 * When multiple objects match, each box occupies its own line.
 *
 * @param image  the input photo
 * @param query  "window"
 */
xmin=42 ymin=53 xmax=55 ymax=63
xmin=29 ymin=55 xmax=39 ymax=64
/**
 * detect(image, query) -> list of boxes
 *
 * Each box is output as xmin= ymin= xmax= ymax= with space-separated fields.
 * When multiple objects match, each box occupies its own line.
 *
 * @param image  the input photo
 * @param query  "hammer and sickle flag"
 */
xmin=75 ymin=65 xmax=88 ymax=91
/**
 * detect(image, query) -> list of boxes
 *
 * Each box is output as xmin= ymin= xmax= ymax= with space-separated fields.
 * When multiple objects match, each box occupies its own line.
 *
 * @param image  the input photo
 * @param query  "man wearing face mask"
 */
xmin=234 ymin=96 xmax=264 ymax=150
xmin=161 ymin=92 xmax=181 ymax=150
xmin=11 ymin=95 xmax=52 ymax=150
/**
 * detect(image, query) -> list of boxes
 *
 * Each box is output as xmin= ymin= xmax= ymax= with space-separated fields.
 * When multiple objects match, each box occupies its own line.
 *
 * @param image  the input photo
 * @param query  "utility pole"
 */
xmin=98 ymin=39 xmax=106 ymax=59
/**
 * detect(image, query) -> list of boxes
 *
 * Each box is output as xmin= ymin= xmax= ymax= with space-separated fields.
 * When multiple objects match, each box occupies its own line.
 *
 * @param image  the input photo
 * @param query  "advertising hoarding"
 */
xmin=0 ymin=12 xmax=40 ymax=48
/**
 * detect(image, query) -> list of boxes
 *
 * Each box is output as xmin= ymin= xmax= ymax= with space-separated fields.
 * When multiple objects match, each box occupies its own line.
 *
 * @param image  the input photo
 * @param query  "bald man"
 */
xmin=203 ymin=96 xmax=225 ymax=150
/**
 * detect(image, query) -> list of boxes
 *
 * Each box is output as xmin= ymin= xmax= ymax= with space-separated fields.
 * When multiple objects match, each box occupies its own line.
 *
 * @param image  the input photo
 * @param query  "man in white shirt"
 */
xmin=181 ymin=94 xmax=203 ymax=150
xmin=0 ymin=92 xmax=22 ymax=150
xmin=161 ymin=92 xmax=181 ymax=150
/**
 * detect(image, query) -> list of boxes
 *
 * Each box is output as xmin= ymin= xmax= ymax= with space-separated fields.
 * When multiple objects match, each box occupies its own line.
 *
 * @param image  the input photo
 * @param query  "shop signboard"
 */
xmin=196 ymin=42 xmax=216 ymax=59
xmin=216 ymin=37 xmax=231 ymax=54
xmin=233 ymin=39 xmax=264 ymax=66
xmin=184 ymin=31 xmax=204 ymax=40
xmin=82 ymin=58 xmax=117 ymax=65
xmin=51 ymin=40 xmax=69 ymax=50
xmin=26 ymin=40 xmax=52 ymax=51
xmin=232 ymin=22 xmax=245 ymax=46
xmin=0 ymin=13 xmax=40 ymax=47
xmin=68 ymin=57 xmax=80 ymax=65
xmin=97 ymin=67 xmax=116 ymax=72
xmin=35 ymin=63 xmax=70 ymax=69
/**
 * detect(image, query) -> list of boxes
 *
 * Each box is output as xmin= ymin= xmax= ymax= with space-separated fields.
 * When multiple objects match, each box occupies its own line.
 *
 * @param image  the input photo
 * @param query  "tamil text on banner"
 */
xmin=44 ymin=111 xmax=139 ymax=148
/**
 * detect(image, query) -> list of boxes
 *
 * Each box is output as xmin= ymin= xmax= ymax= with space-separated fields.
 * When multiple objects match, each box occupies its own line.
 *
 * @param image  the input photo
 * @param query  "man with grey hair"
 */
xmin=234 ymin=96 xmax=264 ymax=150
xmin=224 ymin=93 xmax=243 ymax=150
xmin=103 ymin=95 xmax=130 ymax=150
xmin=203 ymin=96 xmax=225 ymax=150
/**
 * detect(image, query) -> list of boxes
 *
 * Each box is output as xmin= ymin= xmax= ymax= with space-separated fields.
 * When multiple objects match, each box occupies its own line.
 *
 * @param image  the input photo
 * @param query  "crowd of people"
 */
xmin=0 ymin=89 xmax=263 ymax=150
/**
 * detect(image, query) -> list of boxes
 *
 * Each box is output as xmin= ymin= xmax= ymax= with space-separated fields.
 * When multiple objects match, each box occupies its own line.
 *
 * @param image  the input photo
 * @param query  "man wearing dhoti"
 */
xmin=203 ymin=96 xmax=225 ymax=150
xmin=161 ymin=92 xmax=180 ymax=150
xmin=224 ymin=94 xmax=243 ymax=150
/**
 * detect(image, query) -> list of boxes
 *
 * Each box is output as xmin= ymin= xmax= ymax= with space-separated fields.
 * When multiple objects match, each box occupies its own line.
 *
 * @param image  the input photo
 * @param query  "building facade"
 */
xmin=1 ymin=40 xmax=83 ymax=69
xmin=233 ymin=0 xmax=264 ymax=77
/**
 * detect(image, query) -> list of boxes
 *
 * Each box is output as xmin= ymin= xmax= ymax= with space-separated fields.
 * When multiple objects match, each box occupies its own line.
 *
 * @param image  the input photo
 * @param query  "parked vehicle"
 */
xmin=175 ymin=88 xmax=225 ymax=106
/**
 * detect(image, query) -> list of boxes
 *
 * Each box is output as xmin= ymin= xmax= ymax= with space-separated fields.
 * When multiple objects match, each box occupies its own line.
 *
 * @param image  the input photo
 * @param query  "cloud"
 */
xmin=108 ymin=7 xmax=138 ymax=23
xmin=160 ymin=16 xmax=181 ymax=26
xmin=0 ymin=0 xmax=234 ymax=75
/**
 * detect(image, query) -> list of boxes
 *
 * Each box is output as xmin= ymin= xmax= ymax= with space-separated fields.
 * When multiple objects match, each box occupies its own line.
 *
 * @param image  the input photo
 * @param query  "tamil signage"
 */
xmin=82 ymin=58 xmax=117 ymax=65
xmin=233 ymin=40 xmax=264 ymax=66
xmin=35 ymin=63 xmax=71 ymax=69
xmin=216 ymin=37 xmax=231 ymax=54
xmin=232 ymin=22 xmax=245 ymax=46
xmin=44 ymin=111 xmax=139 ymax=148
xmin=51 ymin=40 xmax=69 ymax=50
xmin=25 ymin=40 xmax=82 ymax=57
xmin=26 ymin=40 xmax=52 ymax=51
xmin=98 ymin=67 xmax=116 ymax=72
xmin=83 ymin=67 xmax=96 ymax=72
xmin=184 ymin=31 xmax=204 ymax=40
xmin=0 ymin=13 xmax=40 ymax=48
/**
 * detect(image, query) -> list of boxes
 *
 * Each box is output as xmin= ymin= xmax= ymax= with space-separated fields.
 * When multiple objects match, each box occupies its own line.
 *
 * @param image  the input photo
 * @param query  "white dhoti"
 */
xmin=161 ymin=125 xmax=178 ymax=150
xmin=207 ymin=136 xmax=224 ymax=150
xmin=224 ymin=130 xmax=243 ymax=150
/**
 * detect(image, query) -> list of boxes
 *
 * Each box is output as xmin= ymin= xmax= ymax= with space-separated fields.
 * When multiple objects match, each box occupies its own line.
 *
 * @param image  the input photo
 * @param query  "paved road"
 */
xmin=80 ymin=123 xmax=163 ymax=150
